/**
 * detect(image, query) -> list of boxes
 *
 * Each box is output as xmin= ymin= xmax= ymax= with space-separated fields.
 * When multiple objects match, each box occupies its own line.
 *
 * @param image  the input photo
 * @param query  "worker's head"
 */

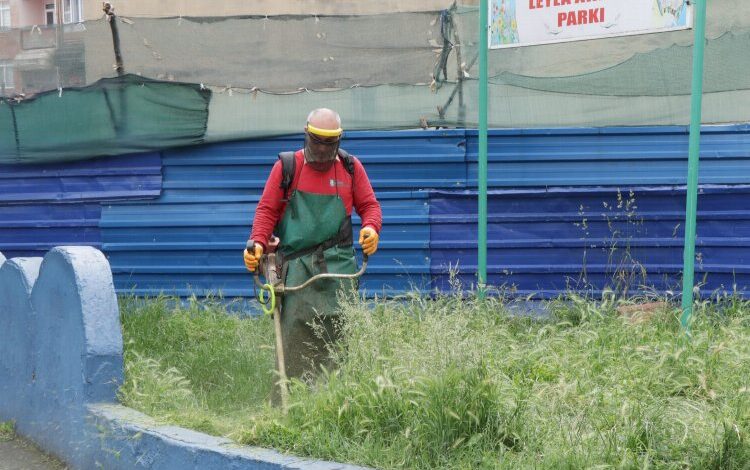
xmin=304 ymin=108 xmax=342 ymax=172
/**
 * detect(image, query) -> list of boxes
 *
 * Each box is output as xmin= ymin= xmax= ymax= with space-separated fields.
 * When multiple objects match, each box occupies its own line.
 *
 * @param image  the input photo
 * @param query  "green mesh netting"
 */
xmin=1 ymin=1 xmax=750 ymax=162
xmin=488 ymin=31 xmax=750 ymax=97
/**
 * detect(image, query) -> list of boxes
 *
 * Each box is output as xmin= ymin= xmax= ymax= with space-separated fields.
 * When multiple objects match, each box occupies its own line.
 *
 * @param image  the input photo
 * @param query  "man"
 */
xmin=244 ymin=108 xmax=382 ymax=382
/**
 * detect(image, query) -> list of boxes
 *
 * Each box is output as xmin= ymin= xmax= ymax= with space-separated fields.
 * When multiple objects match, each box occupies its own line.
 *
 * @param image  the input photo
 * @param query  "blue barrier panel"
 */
xmin=430 ymin=185 xmax=750 ymax=298
xmin=104 ymin=145 xmax=432 ymax=298
xmin=0 ymin=152 xmax=162 ymax=261
xmin=0 ymin=203 xmax=102 ymax=259
xmin=7 ymin=127 xmax=750 ymax=301
xmin=0 ymin=152 xmax=161 ymax=203
xmin=156 ymin=134 xmax=453 ymax=297
xmin=466 ymin=125 xmax=750 ymax=188
xmin=162 ymin=130 xmax=467 ymax=193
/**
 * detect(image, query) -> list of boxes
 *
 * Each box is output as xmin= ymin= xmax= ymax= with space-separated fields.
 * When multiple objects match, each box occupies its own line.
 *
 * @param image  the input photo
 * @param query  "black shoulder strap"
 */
xmin=278 ymin=151 xmax=296 ymax=200
xmin=337 ymin=148 xmax=355 ymax=176
xmin=278 ymin=150 xmax=355 ymax=200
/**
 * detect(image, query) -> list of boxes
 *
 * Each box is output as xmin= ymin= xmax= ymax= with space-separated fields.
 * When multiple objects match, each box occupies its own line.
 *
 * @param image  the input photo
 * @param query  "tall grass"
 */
xmin=120 ymin=292 xmax=750 ymax=469
xmin=119 ymin=295 xmax=275 ymax=435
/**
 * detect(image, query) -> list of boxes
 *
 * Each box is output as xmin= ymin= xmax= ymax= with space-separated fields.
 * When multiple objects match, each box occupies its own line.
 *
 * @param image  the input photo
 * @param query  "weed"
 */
xmin=0 ymin=420 xmax=14 ymax=441
xmin=119 ymin=294 xmax=275 ymax=435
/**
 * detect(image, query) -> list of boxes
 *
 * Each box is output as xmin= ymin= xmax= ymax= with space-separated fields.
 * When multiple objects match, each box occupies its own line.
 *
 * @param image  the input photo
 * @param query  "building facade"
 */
xmin=1 ymin=0 xmax=463 ymax=96
xmin=0 ymin=0 xmax=85 ymax=95
xmin=4 ymin=0 xmax=83 ymax=28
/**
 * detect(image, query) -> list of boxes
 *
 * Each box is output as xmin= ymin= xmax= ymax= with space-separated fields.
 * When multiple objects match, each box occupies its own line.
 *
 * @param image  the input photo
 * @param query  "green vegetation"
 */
xmin=0 ymin=420 xmax=15 ymax=441
xmin=119 ymin=295 xmax=275 ymax=435
xmin=120 ymin=292 xmax=750 ymax=469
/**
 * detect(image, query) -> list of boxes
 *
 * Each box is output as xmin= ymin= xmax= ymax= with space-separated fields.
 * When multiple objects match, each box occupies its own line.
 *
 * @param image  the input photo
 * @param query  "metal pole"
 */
xmin=680 ymin=0 xmax=708 ymax=332
xmin=478 ymin=0 xmax=488 ymax=298
xmin=55 ymin=0 xmax=64 ymax=87
xmin=102 ymin=2 xmax=127 ymax=137
xmin=103 ymin=2 xmax=124 ymax=76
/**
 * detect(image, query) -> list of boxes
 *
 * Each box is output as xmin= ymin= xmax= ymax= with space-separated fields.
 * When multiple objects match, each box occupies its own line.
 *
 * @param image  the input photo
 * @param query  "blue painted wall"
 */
xmin=0 ymin=247 xmax=123 ymax=468
xmin=2 ymin=126 xmax=750 ymax=299
xmin=0 ymin=152 xmax=161 ymax=259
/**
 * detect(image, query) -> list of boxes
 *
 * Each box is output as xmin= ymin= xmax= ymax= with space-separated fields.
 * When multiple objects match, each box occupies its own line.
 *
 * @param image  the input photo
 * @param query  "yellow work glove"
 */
xmin=244 ymin=243 xmax=264 ymax=272
xmin=358 ymin=227 xmax=379 ymax=256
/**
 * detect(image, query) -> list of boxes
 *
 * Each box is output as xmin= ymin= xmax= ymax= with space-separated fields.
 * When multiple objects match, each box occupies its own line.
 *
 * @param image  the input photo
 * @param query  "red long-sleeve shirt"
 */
xmin=250 ymin=150 xmax=382 ymax=249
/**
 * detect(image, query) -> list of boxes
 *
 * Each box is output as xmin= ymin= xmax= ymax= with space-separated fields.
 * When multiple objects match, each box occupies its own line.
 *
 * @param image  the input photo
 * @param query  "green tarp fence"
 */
xmin=0 ymin=75 xmax=209 ymax=163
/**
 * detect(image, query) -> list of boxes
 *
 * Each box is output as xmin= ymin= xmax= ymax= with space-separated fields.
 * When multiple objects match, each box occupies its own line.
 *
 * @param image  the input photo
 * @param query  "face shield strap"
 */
xmin=306 ymin=123 xmax=343 ymax=138
xmin=306 ymin=131 xmax=342 ymax=148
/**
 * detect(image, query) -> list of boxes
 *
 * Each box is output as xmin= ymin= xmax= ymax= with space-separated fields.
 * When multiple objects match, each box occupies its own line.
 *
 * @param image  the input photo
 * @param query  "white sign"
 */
xmin=490 ymin=0 xmax=693 ymax=49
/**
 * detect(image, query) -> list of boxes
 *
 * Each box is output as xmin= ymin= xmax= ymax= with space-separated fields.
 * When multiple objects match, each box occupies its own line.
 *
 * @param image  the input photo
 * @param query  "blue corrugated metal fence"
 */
xmin=466 ymin=125 xmax=750 ymax=187
xmin=2 ymin=125 xmax=750 ymax=299
xmin=101 ymin=133 xmax=447 ymax=297
xmin=0 ymin=153 xmax=160 ymax=259
xmin=430 ymin=185 xmax=750 ymax=298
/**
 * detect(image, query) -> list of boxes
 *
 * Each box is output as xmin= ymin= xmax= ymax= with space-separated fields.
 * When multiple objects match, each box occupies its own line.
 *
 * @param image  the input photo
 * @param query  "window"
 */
xmin=45 ymin=3 xmax=56 ymax=25
xmin=63 ymin=0 xmax=83 ymax=24
xmin=63 ymin=0 xmax=71 ymax=24
xmin=0 ymin=64 xmax=14 ymax=92
xmin=0 ymin=1 xmax=10 ymax=29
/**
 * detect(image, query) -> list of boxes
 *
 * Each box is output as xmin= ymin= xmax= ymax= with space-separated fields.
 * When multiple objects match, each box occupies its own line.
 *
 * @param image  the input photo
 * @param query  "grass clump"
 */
xmin=0 ymin=420 xmax=15 ymax=441
xmin=238 ymin=293 xmax=750 ymax=469
xmin=120 ymin=292 xmax=750 ymax=469
xmin=119 ymin=295 xmax=275 ymax=435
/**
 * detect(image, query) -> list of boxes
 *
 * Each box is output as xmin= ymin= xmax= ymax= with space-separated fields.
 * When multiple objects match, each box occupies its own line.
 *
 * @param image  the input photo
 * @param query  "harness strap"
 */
xmin=278 ymin=149 xmax=355 ymax=201
xmin=278 ymin=151 xmax=296 ymax=201
xmin=337 ymin=148 xmax=355 ymax=175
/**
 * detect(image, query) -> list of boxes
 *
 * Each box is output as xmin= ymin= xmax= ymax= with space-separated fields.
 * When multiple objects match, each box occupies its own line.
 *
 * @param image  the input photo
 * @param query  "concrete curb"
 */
xmin=0 ymin=248 xmax=369 ymax=470
xmin=88 ymin=404 xmax=366 ymax=469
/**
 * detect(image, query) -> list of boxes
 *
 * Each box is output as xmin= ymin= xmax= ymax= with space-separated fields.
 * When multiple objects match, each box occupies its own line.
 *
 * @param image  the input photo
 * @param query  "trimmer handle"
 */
xmin=248 ymin=239 xmax=369 ymax=293
xmin=247 ymin=240 xmax=266 ymax=285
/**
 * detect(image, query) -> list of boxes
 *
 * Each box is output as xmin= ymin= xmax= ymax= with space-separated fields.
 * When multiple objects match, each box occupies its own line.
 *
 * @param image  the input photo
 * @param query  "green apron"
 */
xmin=275 ymin=189 xmax=358 ymax=382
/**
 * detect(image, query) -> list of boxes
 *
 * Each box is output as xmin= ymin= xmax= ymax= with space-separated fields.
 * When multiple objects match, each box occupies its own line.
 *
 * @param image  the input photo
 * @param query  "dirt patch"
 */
xmin=617 ymin=301 xmax=670 ymax=324
xmin=0 ymin=437 xmax=67 ymax=470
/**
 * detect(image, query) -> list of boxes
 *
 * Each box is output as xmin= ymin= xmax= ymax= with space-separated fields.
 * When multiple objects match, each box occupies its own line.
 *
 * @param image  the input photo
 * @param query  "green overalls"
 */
xmin=275 ymin=187 xmax=358 ymax=381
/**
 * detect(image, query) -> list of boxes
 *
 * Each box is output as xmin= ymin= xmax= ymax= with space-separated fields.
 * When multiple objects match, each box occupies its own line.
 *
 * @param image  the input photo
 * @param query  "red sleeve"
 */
xmin=352 ymin=157 xmax=382 ymax=233
xmin=250 ymin=161 xmax=286 ymax=248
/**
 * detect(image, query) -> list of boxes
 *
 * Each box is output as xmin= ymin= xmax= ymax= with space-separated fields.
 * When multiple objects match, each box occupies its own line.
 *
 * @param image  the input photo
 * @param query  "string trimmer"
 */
xmin=247 ymin=241 xmax=368 ymax=412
